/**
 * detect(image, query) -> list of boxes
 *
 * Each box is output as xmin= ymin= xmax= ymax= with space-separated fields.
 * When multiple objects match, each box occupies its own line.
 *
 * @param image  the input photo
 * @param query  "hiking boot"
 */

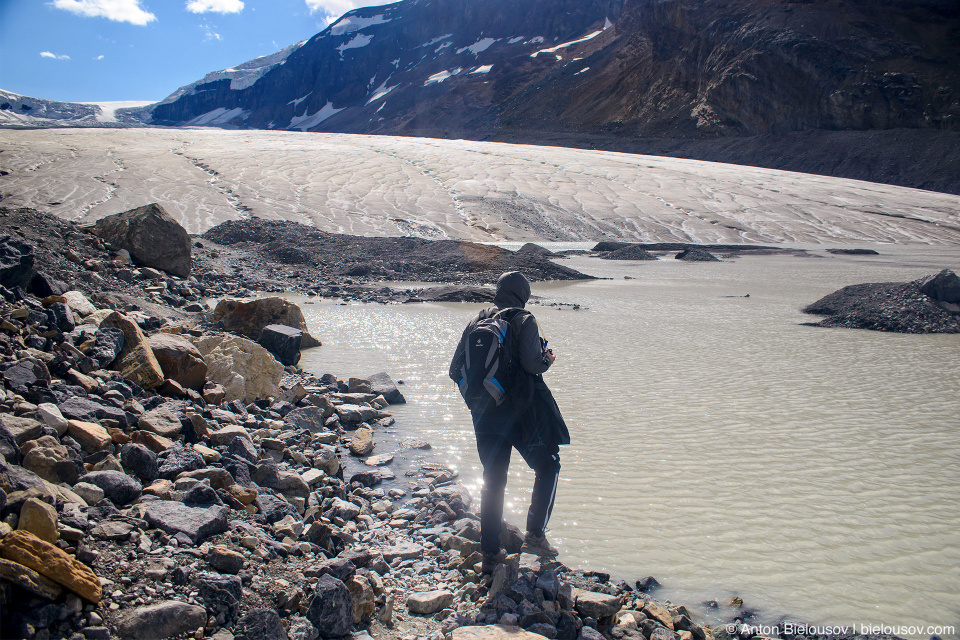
xmin=481 ymin=549 xmax=506 ymax=574
xmin=521 ymin=531 xmax=559 ymax=557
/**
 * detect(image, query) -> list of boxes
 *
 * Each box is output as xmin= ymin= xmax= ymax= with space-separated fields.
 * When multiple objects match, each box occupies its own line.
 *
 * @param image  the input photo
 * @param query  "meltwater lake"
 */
xmin=293 ymin=245 xmax=960 ymax=636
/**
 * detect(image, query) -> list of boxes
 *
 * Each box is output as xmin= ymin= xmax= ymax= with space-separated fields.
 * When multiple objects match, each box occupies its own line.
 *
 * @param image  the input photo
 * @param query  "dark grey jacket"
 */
xmin=448 ymin=272 xmax=551 ymax=384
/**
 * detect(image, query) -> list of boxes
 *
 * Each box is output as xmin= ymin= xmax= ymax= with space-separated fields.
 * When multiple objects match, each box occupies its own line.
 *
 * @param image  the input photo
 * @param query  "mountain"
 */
xmin=147 ymin=0 xmax=960 ymax=139
xmin=0 ymin=89 xmax=150 ymax=128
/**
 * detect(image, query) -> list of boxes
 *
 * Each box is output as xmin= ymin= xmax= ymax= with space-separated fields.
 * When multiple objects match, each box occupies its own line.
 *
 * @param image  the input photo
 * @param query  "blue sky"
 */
xmin=0 ymin=0 xmax=395 ymax=103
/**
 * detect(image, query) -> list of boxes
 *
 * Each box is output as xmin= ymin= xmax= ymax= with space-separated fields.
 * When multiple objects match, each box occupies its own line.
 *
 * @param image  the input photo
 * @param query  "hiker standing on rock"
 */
xmin=449 ymin=271 xmax=570 ymax=573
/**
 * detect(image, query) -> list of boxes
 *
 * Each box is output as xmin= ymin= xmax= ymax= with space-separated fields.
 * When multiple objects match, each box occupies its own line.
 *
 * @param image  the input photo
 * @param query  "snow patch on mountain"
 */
xmin=186 ymin=107 xmax=249 ymax=127
xmin=289 ymin=102 xmax=343 ymax=131
xmin=338 ymin=33 xmax=373 ymax=56
xmin=531 ymin=30 xmax=603 ymax=58
xmin=457 ymin=38 xmax=498 ymax=56
xmin=329 ymin=13 xmax=391 ymax=36
xmin=425 ymin=68 xmax=462 ymax=86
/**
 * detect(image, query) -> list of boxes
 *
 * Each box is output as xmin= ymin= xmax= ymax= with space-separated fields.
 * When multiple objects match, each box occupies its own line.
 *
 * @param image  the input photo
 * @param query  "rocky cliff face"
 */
xmin=148 ymin=0 xmax=960 ymax=139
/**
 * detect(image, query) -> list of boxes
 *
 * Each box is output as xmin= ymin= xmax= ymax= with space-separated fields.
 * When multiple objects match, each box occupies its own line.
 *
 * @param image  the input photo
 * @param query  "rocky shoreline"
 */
xmin=0 ymin=202 xmax=925 ymax=640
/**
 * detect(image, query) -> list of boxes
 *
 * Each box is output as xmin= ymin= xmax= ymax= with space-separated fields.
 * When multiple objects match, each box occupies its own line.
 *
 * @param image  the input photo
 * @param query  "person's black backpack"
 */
xmin=457 ymin=307 xmax=528 ymax=411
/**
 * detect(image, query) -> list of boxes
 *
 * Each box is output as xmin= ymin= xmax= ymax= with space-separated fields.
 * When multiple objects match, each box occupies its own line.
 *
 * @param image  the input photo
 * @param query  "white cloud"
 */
xmin=186 ymin=0 xmax=244 ymax=14
xmin=50 ymin=0 xmax=157 ymax=26
xmin=40 ymin=51 xmax=71 ymax=60
xmin=95 ymin=54 xmax=105 ymax=60
xmin=200 ymin=22 xmax=222 ymax=40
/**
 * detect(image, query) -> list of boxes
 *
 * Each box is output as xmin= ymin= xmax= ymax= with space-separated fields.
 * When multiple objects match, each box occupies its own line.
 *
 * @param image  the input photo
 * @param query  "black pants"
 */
xmin=472 ymin=405 xmax=561 ymax=555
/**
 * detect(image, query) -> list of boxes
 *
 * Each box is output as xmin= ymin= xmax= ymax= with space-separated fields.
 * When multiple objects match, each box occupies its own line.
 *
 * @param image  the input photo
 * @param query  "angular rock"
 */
xmin=158 ymin=442 xmax=205 ymax=479
xmin=138 ymin=404 xmax=184 ymax=438
xmin=256 ymin=492 xmax=299 ymax=524
xmin=918 ymin=269 xmax=960 ymax=303
xmin=177 ymin=467 xmax=234 ymax=490
xmin=366 ymin=372 xmax=406 ymax=404
xmin=574 ymin=589 xmax=621 ymax=619
xmin=60 ymin=398 xmax=127 ymax=429
xmin=18 ymin=496 xmax=59 ymax=544
xmin=71 ymin=482 xmax=105 ymax=505
xmin=192 ymin=334 xmax=283 ymax=402
xmin=63 ymin=290 xmax=97 ymax=317
xmin=0 ymin=530 xmax=102 ymax=602
xmin=349 ymin=427 xmax=374 ymax=456
xmin=148 ymin=333 xmax=208 ymax=391
xmin=213 ymin=297 xmax=320 ymax=348
xmin=0 ymin=557 xmax=63 ymax=600
xmin=121 ymin=442 xmax=159 ymax=482
xmin=306 ymin=574 xmax=353 ymax=638
xmin=66 ymin=420 xmax=112 ymax=453
xmin=1 ymin=359 xmax=51 ymax=399
xmin=182 ymin=482 xmax=222 ymax=507
xmin=283 ymin=405 xmax=329 ymax=432
xmin=0 ymin=415 xmax=44 ymax=445
xmin=381 ymin=542 xmax=423 ymax=563
xmin=407 ymin=589 xmax=454 ymax=615
xmin=452 ymin=626 xmax=551 ymax=640
xmin=207 ymin=545 xmax=245 ymax=574
xmin=0 ymin=236 xmax=35 ymax=289
xmin=88 ymin=327 xmax=125 ymax=369
xmin=29 ymin=271 xmax=68 ymax=297
xmin=208 ymin=424 xmax=251 ymax=447
xmin=197 ymin=572 xmax=243 ymax=621
xmin=306 ymin=557 xmax=356 ymax=582
xmin=99 ymin=311 xmax=165 ymax=390
xmin=346 ymin=575 xmax=375 ymax=624
xmin=91 ymin=203 xmax=192 ymax=277
xmin=257 ymin=324 xmax=302 ymax=366
xmin=116 ymin=600 xmax=207 ymax=640
xmin=37 ymin=403 xmax=69 ymax=436
xmin=81 ymin=470 xmax=142 ymax=506
xmin=48 ymin=301 xmax=75 ymax=332
xmin=143 ymin=501 xmax=230 ymax=544
xmin=228 ymin=434 xmax=260 ymax=463
xmin=675 ymin=248 xmax=720 ymax=262
xmin=235 ymin=607 xmax=289 ymax=640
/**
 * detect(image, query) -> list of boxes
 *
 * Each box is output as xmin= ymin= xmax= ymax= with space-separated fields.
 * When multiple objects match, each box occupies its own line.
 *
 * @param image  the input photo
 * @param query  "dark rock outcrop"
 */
xmin=803 ymin=270 xmax=960 ymax=333
xmin=90 ymin=203 xmax=192 ymax=278
xmin=257 ymin=324 xmax=303 ymax=367
xmin=0 ymin=237 xmax=35 ymax=290
xmin=676 ymin=248 xmax=720 ymax=262
xmin=600 ymin=245 xmax=658 ymax=261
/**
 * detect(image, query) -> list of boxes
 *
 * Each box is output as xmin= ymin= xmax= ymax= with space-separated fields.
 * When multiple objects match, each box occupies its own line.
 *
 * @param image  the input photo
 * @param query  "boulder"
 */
xmin=87 ymin=327 xmax=125 ymax=369
xmin=255 ymin=492 xmax=299 ymax=524
xmin=349 ymin=427 xmax=374 ymax=456
xmin=99 ymin=311 xmax=164 ymax=390
xmin=346 ymin=575 xmax=376 ymax=624
xmin=207 ymin=545 xmax=245 ymax=574
xmin=257 ymin=324 xmax=303 ymax=366
xmin=0 ymin=557 xmax=63 ymax=600
xmin=37 ymin=403 xmax=69 ymax=436
xmin=0 ymin=530 xmax=102 ymax=602
xmin=407 ymin=589 xmax=454 ymax=615
xmin=90 ymin=203 xmax=192 ymax=277
xmin=1 ymin=358 xmax=51 ymax=399
xmin=21 ymin=435 xmax=77 ymax=484
xmin=116 ymin=601 xmax=207 ymax=640
xmin=574 ymin=589 xmax=621 ymax=619
xmin=306 ymin=574 xmax=354 ymax=638
xmin=283 ymin=405 xmax=330 ymax=432
xmin=235 ymin=607 xmax=289 ymax=640
xmin=143 ymin=501 xmax=230 ymax=544
xmin=192 ymin=334 xmax=283 ymax=402
xmin=158 ymin=443 xmax=205 ymax=479
xmin=366 ymin=372 xmax=406 ymax=404
xmin=212 ymin=297 xmax=320 ymax=348
xmin=60 ymin=398 xmax=127 ymax=429
xmin=66 ymin=419 xmax=112 ymax=453
xmin=147 ymin=333 xmax=208 ymax=391
xmin=452 ymin=627 xmax=551 ymax=640
xmin=138 ymin=404 xmax=184 ymax=438
xmin=917 ymin=269 xmax=960 ymax=303
xmin=0 ymin=415 xmax=44 ymax=445
xmin=0 ymin=236 xmax=35 ymax=289
xmin=18 ymin=497 xmax=59 ymax=544
xmin=81 ymin=470 xmax=142 ymax=506
xmin=28 ymin=271 xmax=68 ymax=298
xmin=120 ymin=443 xmax=159 ymax=483
xmin=62 ymin=290 xmax=97 ymax=316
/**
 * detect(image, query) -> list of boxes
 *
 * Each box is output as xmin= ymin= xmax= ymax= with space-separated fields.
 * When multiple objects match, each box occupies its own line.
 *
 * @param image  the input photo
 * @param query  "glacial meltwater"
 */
xmin=294 ymin=246 xmax=960 ymax=637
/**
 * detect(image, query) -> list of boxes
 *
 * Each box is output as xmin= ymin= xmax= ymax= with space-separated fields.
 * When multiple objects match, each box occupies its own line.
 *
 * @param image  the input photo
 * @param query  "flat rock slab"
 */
xmin=381 ymin=542 xmax=423 ymax=563
xmin=452 ymin=625 xmax=550 ymax=640
xmin=143 ymin=501 xmax=230 ymax=544
xmin=407 ymin=589 xmax=454 ymax=615
xmin=116 ymin=600 xmax=207 ymax=640
xmin=0 ymin=530 xmax=102 ymax=602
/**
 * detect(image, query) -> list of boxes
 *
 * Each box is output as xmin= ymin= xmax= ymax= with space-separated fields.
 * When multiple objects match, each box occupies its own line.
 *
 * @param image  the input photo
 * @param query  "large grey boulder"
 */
xmin=90 ymin=203 xmax=191 ymax=278
xmin=257 ymin=324 xmax=302 ymax=366
xmin=366 ymin=372 xmax=405 ymax=404
xmin=116 ymin=601 xmax=207 ymax=640
xmin=0 ymin=236 xmax=35 ymax=289
xmin=306 ymin=574 xmax=354 ymax=638
xmin=143 ymin=501 xmax=230 ymax=544
xmin=235 ymin=607 xmax=289 ymax=640
xmin=81 ymin=470 xmax=142 ymax=506
xmin=918 ymin=269 xmax=960 ymax=304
